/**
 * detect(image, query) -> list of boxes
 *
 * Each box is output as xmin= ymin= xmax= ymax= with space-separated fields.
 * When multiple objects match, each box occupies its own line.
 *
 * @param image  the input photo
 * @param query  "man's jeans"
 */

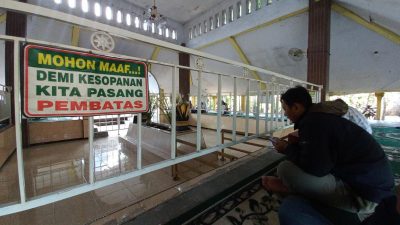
xmin=279 ymin=195 xmax=361 ymax=225
xmin=277 ymin=161 xmax=377 ymax=216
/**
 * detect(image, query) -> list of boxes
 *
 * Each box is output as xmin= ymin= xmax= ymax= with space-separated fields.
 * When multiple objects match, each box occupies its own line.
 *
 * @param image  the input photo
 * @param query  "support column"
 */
xmin=240 ymin=95 xmax=246 ymax=112
xmin=179 ymin=43 xmax=190 ymax=102
xmin=212 ymin=96 xmax=217 ymax=111
xmin=5 ymin=1 xmax=28 ymax=146
xmin=375 ymin=92 xmax=384 ymax=120
xmin=307 ymin=0 xmax=331 ymax=101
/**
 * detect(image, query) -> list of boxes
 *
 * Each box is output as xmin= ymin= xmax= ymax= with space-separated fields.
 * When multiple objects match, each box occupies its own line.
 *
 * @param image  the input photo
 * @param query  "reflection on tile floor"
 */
xmin=0 ymin=128 xmax=270 ymax=225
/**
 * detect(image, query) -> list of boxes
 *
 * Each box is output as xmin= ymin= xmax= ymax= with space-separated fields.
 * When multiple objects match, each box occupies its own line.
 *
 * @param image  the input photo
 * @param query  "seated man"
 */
xmin=262 ymin=86 xmax=394 ymax=220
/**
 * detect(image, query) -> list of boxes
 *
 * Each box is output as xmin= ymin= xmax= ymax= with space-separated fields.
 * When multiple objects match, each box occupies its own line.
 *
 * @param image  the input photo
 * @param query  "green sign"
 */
xmin=24 ymin=44 xmax=148 ymax=117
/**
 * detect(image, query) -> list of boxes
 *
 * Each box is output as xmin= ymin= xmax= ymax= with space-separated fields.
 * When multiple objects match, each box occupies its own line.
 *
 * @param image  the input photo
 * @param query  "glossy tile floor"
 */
xmin=0 ymin=128 xmax=269 ymax=225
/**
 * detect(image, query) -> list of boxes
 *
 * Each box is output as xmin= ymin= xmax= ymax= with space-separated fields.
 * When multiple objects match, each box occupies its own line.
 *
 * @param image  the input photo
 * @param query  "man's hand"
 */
xmin=273 ymin=138 xmax=288 ymax=153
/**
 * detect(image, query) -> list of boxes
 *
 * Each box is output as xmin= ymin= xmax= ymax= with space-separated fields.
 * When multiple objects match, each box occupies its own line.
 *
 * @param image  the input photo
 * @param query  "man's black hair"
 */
xmin=281 ymin=85 xmax=312 ymax=109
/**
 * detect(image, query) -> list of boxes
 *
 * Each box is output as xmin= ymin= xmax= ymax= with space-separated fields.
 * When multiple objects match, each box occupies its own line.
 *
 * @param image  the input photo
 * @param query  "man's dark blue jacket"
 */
xmin=285 ymin=112 xmax=394 ymax=203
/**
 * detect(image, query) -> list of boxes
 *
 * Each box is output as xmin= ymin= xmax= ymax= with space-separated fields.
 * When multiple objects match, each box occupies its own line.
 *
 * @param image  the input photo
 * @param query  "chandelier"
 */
xmin=142 ymin=0 xmax=167 ymax=29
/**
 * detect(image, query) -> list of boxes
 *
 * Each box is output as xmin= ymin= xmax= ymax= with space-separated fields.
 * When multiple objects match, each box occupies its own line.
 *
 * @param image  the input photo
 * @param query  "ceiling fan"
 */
xmin=288 ymin=48 xmax=305 ymax=61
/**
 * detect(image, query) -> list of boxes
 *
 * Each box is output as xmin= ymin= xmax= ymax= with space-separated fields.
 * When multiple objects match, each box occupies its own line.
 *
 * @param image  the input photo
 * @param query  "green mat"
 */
xmin=371 ymin=122 xmax=400 ymax=185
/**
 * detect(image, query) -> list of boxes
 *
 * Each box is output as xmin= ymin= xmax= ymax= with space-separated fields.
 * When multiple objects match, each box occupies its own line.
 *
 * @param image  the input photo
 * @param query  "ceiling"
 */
xmin=118 ymin=0 xmax=400 ymax=94
xmin=23 ymin=0 xmax=399 ymax=94
xmin=123 ymin=0 xmax=400 ymax=34
xmin=123 ymin=0 xmax=227 ymax=24
xmin=181 ymin=0 xmax=400 ymax=94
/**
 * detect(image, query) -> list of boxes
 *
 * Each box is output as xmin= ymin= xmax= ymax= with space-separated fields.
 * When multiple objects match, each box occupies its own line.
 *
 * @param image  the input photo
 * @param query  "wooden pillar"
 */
xmin=375 ymin=92 xmax=384 ymax=120
xmin=307 ymin=0 xmax=331 ymax=101
xmin=5 ymin=1 xmax=28 ymax=146
xmin=179 ymin=43 xmax=190 ymax=102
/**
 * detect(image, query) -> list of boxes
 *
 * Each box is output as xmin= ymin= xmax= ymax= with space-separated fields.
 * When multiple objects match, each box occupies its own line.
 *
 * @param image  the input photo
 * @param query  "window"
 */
xmin=105 ymin=6 xmax=113 ymax=20
xmin=229 ymin=6 xmax=234 ymax=22
xmin=193 ymin=25 xmax=197 ymax=37
xmin=172 ymin=30 xmax=176 ymax=40
xmin=81 ymin=0 xmax=89 ymax=12
xmin=158 ymin=27 xmax=163 ymax=35
xmin=204 ymin=20 xmax=208 ymax=33
xmin=126 ymin=14 xmax=131 ymax=26
xmin=189 ymin=28 xmax=192 ymax=39
xmin=215 ymin=13 xmax=220 ymax=28
xmin=116 ymin=10 xmax=122 ymax=23
xmin=151 ymin=23 xmax=155 ymax=33
xmin=134 ymin=17 xmax=140 ymax=28
xmin=165 ymin=28 xmax=170 ymax=38
xmin=256 ymin=0 xmax=262 ymax=10
xmin=237 ymin=2 xmax=242 ymax=19
xmin=246 ymin=0 xmax=252 ymax=14
xmin=68 ymin=0 xmax=76 ymax=9
xmin=198 ymin=23 xmax=202 ymax=35
xmin=222 ymin=10 xmax=227 ymax=25
xmin=54 ymin=0 xmax=62 ymax=4
xmin=143 ymin=21 xmax=149 ymax=31
xmin=209 ymin=17 xmax=214 ymax=30
xmin=94 ymin=2 xmax=101 ymax=17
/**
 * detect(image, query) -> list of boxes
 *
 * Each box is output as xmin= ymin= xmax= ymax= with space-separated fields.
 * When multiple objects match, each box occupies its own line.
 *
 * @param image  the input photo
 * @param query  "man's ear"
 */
xmin=293 ymin=103 xmax=305 ymax=113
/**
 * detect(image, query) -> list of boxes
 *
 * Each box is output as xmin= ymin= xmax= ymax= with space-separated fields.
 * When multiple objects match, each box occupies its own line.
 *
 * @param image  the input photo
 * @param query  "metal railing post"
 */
xmin=245 ymin=79 xmax=250 ymax=137
xmin=13 ymin=40 xmax=26 ymax=203
xmin=265 ymin=88 xmax=270 ymax=134
xmin=196 ymin=58 xmax=204 ymax=151
xmin=217 ymin=74 xmax=222 ymax=145
xmin=89 ymin=117 xmax=94 ymax=183
xmin=137 ymin=113 xmax=142 ymax=169
xmin=256 ymin=81 xmax=261 ymax=135
xmin=232 ymin=77 xmax=237 ymax=142
xmin=171 ymin=66 xmax=177 ymax=158
xmin=269 ymin=82 xmax=275 ymax=134
xmin=196 ymin=73 xmax=202 ymax=151
xmin=279 ymin=85 xmax=284 ymax=129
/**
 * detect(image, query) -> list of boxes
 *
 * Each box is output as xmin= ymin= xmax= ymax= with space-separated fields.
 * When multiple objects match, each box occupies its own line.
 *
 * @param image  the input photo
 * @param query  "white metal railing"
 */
xmin=0 ymin=0 xmax=321 ymax=216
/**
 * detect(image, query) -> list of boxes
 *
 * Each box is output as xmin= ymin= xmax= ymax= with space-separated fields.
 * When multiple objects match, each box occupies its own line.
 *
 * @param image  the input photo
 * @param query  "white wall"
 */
xmin=185 ymin=0 xmax=308 ymax=48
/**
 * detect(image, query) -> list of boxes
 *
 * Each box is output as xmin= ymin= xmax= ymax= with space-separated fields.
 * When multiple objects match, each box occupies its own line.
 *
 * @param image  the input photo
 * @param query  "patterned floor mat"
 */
xmin=185 ymin=179 xmax=281 ymax=225
xmin=371 ymin=122 xmax=400 ymax=185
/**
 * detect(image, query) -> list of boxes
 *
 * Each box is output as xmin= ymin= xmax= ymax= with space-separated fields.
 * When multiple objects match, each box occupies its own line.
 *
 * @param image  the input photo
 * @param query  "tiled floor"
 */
xmin=0 ymin=128 xmax=272 ymax=225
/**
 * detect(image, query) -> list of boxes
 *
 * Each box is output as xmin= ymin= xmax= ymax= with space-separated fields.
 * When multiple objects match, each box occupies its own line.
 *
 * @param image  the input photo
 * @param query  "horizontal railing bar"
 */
xmin=0 ymin=35 xmax=297 ymax=87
